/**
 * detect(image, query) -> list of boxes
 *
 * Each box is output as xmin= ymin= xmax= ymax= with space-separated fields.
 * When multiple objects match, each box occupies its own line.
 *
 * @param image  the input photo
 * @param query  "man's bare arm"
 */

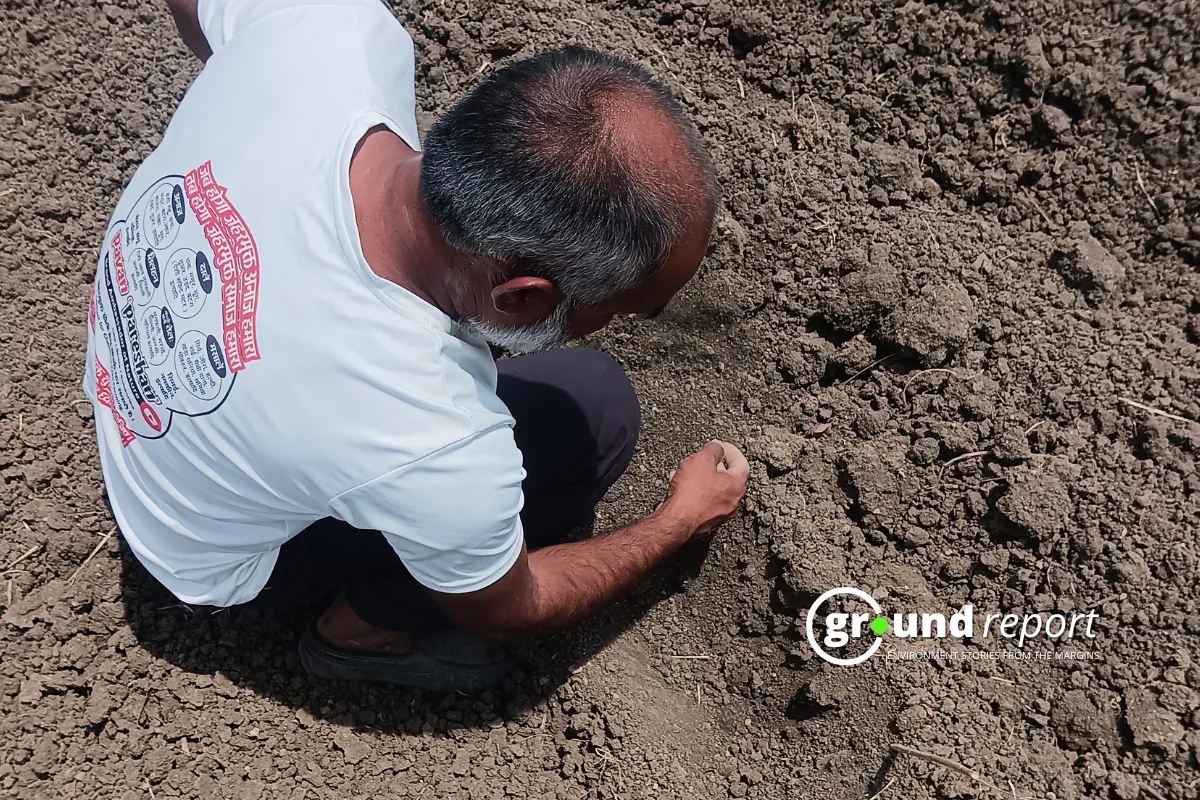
xmin=167 ymin=0 xmax=213 ymax=62
xmin=434 ymin=441 xmax=750 ymax=642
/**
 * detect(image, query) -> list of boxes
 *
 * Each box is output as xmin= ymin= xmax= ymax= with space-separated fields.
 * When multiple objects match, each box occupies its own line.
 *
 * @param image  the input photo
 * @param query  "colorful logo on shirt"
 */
xmin=90 ymin=161 xmax=262 ymax=445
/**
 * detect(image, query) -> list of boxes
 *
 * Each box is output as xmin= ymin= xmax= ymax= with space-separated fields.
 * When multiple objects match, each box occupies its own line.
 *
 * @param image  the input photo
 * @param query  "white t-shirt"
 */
xmin=82 ymin=0 xmax=526 ymax=607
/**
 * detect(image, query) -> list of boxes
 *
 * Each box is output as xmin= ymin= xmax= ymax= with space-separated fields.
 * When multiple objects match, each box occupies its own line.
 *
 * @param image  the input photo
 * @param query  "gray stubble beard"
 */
xmin=460 ymin=300 xmax=574 ymax=354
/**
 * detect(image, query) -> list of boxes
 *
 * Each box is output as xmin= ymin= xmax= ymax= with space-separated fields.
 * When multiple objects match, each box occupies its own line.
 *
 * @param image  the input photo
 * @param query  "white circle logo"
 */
xmin=806 ymin=587 xmax=884 ymax=666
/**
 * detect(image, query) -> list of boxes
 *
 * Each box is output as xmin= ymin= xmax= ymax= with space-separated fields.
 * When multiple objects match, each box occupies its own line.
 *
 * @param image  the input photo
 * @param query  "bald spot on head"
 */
xmin=606 ymin=90 xmax=714 ymax=232
xmin=525 ymin=79 xmax=715 ymax=240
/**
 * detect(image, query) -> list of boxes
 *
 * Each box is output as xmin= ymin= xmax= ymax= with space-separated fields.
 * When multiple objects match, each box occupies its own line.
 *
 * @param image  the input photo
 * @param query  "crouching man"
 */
xmin=85 ymin=0 xmax=748 ymax=691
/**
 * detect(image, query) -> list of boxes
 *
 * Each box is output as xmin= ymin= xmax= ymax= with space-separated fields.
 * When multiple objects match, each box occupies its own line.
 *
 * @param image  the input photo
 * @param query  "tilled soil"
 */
xmin=2 ymin=0 xmax=1199 ymax=798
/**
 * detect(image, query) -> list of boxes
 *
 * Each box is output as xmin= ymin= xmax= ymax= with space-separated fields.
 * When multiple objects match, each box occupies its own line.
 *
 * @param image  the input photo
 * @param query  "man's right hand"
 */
xmin=661 ymin=440 xmax=750 ymax=537
xmin=433 ymin=439 xmax=750 ymax=643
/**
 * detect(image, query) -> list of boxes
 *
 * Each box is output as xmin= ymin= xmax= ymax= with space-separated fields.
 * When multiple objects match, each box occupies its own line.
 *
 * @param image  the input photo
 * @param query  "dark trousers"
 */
xmin=244 ymin=348 xmax=641 ymax=632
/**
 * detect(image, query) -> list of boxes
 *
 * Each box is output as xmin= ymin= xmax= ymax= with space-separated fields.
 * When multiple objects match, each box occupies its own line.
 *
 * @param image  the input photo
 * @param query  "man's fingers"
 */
xmin=719 ymin=442 xmax=750 ymax=480
xmin=697 ymin=439 xmax=726 ymax=466
xmin=688 ymin=440 xmax=748 ymax=479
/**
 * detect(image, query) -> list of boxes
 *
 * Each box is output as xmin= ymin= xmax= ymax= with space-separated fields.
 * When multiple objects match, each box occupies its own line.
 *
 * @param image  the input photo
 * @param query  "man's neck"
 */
xmin=348 ymin=128 xmax=468 ymax=319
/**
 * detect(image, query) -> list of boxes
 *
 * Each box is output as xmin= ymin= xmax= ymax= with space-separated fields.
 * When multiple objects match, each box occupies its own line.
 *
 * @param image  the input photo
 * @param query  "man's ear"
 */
xmin=490 ymin=276 xmax=561 ymax=325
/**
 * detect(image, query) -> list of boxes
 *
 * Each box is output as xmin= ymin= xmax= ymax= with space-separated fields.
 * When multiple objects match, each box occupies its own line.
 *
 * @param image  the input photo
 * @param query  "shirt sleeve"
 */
xmin=327 ymin=426 xmax=527 ymax=594
xmin=197 ymin=0 xmax=384 ymax=53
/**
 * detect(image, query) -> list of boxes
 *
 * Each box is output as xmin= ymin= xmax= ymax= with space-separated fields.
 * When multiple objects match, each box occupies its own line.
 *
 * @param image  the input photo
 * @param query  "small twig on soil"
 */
xmin=1021 ymin=190 xmax=1055 ymax=229
xmin=1133 ymin=162 xmax=1160 ymax=217
xmin=1117 ymin=396 xmax=1194 ymax=424
xmin=993 ymin=114 xmax=1010 ymax=150
xmin=3 ymin=543 xmax=40 ymax=573
xmin=841 ymin=354 xmax=897 ymax=384
xmin=807 ymin=96 xmax=822 ymax=127
xmin=903 ymin=369 xmax=956 ymax=402
xmin=865 ymin=777 xmax=895 ymax=800
xmin=922 ymin=218 xmax=940 ymax=252
xmin=1089 ymin=592 xmax=1127 ymax=609
xmin=203 ymin=751 xmax=230 ymax=771
xmin=944 ymin=451 xmax=989 ymax=467
xmin=0 ymin=188 xmax=15 ymax=199
xmin=941 ymin=477 xmax=1008 ymax=492
xmin=890 ymin=744 xmax=1021 ymax=797
xmin=650 ymin=46 xmax=676 ymax=77
xmin=1023 ymin=420 xmax=1045 ymax=436
xmin=939 ymin=451 xmax=990 ymax=479
xmin=156 ymin=603 xmax=195 ymax=615
xmin=68 ymin=527 xmax=116 ymax=582
xmin=667 ymin=654 xmax=712 ymax=660
xmin=990 ymin=676 xmax=1016 ymax=685
xmin=908 ymin=204 xmax=954 ymax=217
xmin=890 ymin=744 xmax=979 ymax=780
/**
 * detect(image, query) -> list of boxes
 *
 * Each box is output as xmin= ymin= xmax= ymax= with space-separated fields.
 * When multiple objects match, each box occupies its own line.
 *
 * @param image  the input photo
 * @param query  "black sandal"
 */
xmin=298 ymin=622 xmax=519 ymax=694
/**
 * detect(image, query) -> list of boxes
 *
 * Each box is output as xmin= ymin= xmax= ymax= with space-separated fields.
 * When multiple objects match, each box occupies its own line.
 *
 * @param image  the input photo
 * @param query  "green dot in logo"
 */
xmin=871 ymin=616 xmax=889 ymax=635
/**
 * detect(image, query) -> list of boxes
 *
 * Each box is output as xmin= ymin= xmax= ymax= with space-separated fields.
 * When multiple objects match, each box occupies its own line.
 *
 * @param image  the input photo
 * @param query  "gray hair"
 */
xmin=419 ymin=46 xmax=719 ymax=307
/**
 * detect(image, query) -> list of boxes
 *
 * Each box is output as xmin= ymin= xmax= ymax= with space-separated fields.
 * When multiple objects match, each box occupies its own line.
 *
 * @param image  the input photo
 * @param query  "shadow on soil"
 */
xmin=117 ymin=534 xmax=712 ymax=735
